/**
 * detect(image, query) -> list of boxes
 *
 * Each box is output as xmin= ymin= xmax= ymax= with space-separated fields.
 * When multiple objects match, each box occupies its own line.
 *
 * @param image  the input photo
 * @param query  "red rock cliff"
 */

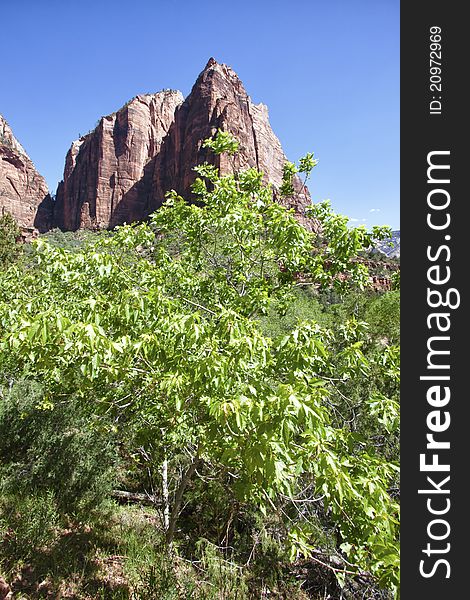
xmin=54 ymin=59 xmax=311 ymax=230
xmin=0 ymin=115 xmax=53 ymax=233
xmin=151 ymin=59 xmax=311 ymax=224
xmin=55 ymin=90 xmax=184 ymax=230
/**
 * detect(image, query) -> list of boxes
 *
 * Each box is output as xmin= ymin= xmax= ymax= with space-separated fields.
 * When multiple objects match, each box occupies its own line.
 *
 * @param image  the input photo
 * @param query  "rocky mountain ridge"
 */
xmin=374 ymin=230 xmax=400 ymax=258
xmin=54 ymin=89 xmax=184 ymax=230
xmin=55 ymin=58 xmax=311 ymax=231
xmin=1 ymin=59 xmax=312 ymax=234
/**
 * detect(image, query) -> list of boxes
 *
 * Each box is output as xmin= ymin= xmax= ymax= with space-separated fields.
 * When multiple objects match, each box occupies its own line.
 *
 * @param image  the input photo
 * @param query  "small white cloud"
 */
xmin=349 ymin=218 xmax=367 ymax=223
xmin=369 ymin=208 xmax=381 ymax=213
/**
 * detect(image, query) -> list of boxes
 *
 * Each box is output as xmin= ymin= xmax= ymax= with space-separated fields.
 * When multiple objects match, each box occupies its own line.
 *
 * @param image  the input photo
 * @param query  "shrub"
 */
xmin=365 ymin=290 xmax=400 ymax=345
xmin=0 ymin=491 xmax=59 ymax=560
xmin=0 ymin=378 xmax=119 ymax=519
xmin=0 ymin=211 xmax=21 ymax=268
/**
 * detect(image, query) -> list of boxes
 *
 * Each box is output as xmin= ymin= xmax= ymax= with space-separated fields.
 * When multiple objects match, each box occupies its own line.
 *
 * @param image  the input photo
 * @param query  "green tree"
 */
xmin=365 ymin=290 xmax=400 ymax=346
xmin=0 ymin=131 xmax=399 ymax=595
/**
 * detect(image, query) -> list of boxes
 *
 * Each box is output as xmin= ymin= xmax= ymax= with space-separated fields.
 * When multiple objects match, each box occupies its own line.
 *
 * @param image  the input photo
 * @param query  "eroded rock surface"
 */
xmin=0 ymin=115 xmax=52 ymax=233
xmin=54 ymin=91 xmax=184 ymax=230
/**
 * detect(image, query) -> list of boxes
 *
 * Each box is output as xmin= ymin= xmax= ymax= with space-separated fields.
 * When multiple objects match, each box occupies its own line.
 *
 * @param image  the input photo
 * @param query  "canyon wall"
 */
xmin=0 ymin=115 xmax=52 ymax=234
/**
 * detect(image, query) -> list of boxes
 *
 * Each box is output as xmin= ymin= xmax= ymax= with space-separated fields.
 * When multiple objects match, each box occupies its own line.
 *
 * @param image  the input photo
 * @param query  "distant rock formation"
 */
xmin=374 ymin=230 xmax=400 ymax=259
xmin=0 ymin=115 xmax=52 ymax=234
xmin=1 ymin=61 xmax=313 ymax=235
xmin=54 ymin=90 xmax=184 ymax=230
xmin=54 ymin=59 xmax=312 ymax=231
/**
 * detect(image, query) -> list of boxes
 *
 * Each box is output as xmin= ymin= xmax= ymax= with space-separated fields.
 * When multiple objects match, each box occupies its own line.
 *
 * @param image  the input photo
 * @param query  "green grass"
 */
xmin=1 ymin=501 xmax=319 ymax=599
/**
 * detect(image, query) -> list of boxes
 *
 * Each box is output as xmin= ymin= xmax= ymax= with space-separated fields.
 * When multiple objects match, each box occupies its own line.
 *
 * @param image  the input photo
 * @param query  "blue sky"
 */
xmin=2 ymin=0 xmax=399 ymax=229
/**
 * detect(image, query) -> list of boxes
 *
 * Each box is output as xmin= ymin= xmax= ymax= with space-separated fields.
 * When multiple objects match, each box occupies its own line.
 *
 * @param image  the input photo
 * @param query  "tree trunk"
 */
xmin=165 ymin=452 xmax=200 ymax=546
xmin=162 ymin=455 xmax=170 ymax=531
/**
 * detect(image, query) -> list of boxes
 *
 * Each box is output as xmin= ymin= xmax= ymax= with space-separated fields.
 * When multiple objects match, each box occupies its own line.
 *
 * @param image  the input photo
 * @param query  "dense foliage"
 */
xmin=0 ymin=211 xmax=22 ymax=268
xmin=0 ymin=132 xmax=399 ymax=598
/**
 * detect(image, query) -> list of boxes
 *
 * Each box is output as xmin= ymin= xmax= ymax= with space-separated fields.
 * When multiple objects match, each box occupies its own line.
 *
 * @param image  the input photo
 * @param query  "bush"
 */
xmin=257 ymin=287 xmax=335 ymax=340
xmin=0 ymin=378 xmax=119 ymax=519
xmin=0 ymin=491 xmax=59 ymax=560
xmin=41 ymin=227 xmax=106 ymax=251
xmin=0 ymin=211 xmax=21 ymax=269
xmin=365 ymin=290 xmax=400 ymax=345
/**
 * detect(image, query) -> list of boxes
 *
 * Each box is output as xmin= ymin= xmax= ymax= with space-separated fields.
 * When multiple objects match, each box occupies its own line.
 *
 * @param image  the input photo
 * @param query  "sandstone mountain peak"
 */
xmin=0 ymin=115 xmax=28 ymax=157
xmin=0 ymin=114 xmax=53 ymax=234
xmin=204 ymin=57 xmax=218 ymax=69
xmin=149 ymin=59 xmax=312 ymax=229
xmin=2 ymin=61 xmax=312 ymax=234
xmin=162 ymin=59 xmax=312 ymax=227
xmin=202 ymin=57 xmax=235 ymax=75
xmin=195 ymin=58 xmax=247 ymax=98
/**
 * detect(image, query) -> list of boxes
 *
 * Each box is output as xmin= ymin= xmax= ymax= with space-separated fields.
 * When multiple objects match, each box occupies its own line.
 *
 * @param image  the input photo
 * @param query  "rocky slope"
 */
xmin=54 ymin=59 xmax=311 ymax=231
xmin=0 ymin=115 xmax=52 ymax=233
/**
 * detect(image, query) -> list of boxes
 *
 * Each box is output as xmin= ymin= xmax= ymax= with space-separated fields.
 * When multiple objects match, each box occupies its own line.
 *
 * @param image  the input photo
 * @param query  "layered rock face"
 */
xmin=0 ymin=115 xmax=53 ymax=233
xmin=55 ymin=90 xmax=184 ymax=230
xmin=151 ymin=59 xmax=311 ymax=222
xmin=55 ymin=59 xmax=311 ymax=231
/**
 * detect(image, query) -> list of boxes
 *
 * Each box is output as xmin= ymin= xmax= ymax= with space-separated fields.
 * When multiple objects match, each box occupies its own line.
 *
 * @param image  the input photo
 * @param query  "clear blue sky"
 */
xmin=2 ymin=0 xmax=399 ymax=230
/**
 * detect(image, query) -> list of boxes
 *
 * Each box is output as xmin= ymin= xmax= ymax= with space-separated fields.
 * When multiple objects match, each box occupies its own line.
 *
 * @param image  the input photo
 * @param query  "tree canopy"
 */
xmin=0 ymin=131 xmax=399 ymax=597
